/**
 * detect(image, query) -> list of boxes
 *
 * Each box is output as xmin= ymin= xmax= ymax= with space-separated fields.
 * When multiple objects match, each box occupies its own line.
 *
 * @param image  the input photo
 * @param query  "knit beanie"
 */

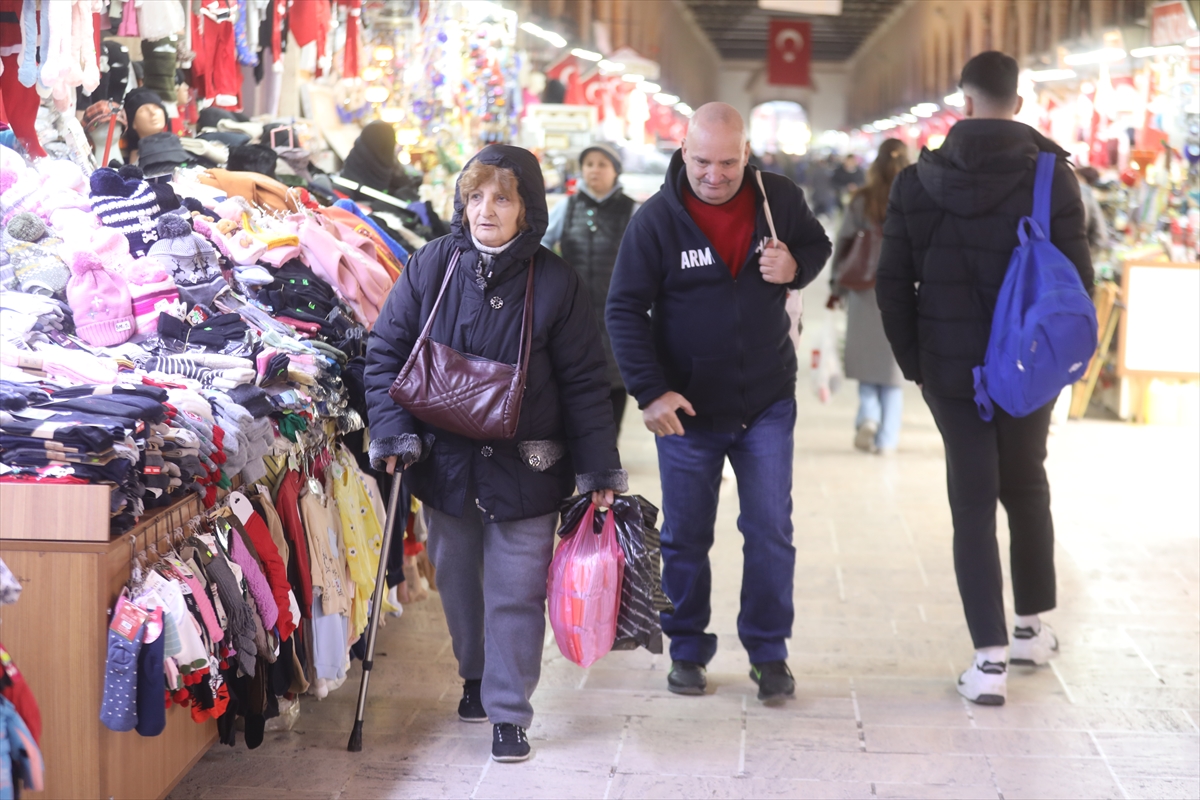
xmin=122 ymin=87 xmax=170 ymax=150
xmin=66 ymin=251 xmax=136 ymax=346
xmin=83 ymin=100 xmax=129 ymax=136
xmin=89 ymin=168 xmax=165 ymax=258
xmin=5 ymin=213 xmax=70 ymax=296
xmin=580 ymin=142 xmax=623 ymax=174
xmin=125 ymin=256 xmax=183 ymax=340
xmin=147 ymin=216 xmax=226 ymax=309
xmin=84 ymin=227 xmax=136 ymax=274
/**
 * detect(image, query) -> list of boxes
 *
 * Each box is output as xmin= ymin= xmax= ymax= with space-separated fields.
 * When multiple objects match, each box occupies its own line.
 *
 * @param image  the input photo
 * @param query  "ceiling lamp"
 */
xmin=943 ymin=91 xmax=964 ymax=107
xmin=571 ymin=48 xmax=603 ymax=61
xmin=1063 ymin=47 xmax=1126 ymax=65
xmin=598 ymin=60 xmax=625 ymax=73
xmin=654 ymin=93 xmax=680 ymax=105
xmin=1027 ymin=68 xmax=1077 ymax=82
xmin=640 ymin=82 xmax=662 ymax=93
xmin=519 ymin=22 xmax=566 ymax=48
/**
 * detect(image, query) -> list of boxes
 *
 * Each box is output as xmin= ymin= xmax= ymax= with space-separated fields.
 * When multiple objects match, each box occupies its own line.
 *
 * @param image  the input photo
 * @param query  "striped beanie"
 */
xmin=124 ymin=256 xmax=183 ymax=340
xmin=88 ymin=168 xmax=165 ymax=258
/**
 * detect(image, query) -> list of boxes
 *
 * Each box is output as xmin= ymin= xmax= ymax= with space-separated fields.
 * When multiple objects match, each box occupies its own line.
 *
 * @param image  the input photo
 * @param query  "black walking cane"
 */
xmin=347 ymin=467 xmax=405 ymax=752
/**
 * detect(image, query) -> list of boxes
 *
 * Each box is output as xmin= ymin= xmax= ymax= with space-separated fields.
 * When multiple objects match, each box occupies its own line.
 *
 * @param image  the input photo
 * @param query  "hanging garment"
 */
xmin=0 ymin=644 xmax=39 ymax=744
xmin=299 ymin=485 xmax=350 ymax=617
xmin=329 ymin=451 xmax=382 ymax=636
xmin=0 ymin=695 xmax=43 ymax=797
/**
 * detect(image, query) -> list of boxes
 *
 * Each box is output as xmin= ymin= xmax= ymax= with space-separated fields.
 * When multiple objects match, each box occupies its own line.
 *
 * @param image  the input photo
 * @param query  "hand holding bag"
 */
xmin=388 ymin=250 xmax=534 ymax=440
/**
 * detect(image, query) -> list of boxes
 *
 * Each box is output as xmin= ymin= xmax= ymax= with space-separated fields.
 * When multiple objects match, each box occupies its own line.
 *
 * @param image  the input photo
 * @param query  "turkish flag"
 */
xmin=767 ymin=19 xmax=812 ymax=87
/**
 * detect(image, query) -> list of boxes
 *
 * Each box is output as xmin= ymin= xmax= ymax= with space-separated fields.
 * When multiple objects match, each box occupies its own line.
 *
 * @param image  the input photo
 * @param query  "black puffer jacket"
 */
xmin=560 ymin=190 xmax=637 ymax=389
xmin=364 ymin=145 xmax=625 ymax=523
xmin=876 ymin=119 xmax=1093 ymax=399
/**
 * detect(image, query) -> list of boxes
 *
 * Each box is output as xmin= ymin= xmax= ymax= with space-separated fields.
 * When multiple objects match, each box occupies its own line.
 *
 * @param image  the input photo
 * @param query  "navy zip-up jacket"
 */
xmin=605 ymin=150 xmax=831 ymax=432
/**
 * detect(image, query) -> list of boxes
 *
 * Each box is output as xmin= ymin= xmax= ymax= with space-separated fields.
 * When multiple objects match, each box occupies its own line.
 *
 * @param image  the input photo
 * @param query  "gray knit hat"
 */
xmin=4 ymin=213 xmax=70 ymax=296
xmin=147 ymin=215 xmax=226 ymax=309
xmin=580 ymin=142 xmax=623 ymax=174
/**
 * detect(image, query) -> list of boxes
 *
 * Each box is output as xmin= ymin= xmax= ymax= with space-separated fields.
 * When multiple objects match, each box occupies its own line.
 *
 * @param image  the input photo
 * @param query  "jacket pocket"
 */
xmin=685 ymin=355 xmax=740 ymax=417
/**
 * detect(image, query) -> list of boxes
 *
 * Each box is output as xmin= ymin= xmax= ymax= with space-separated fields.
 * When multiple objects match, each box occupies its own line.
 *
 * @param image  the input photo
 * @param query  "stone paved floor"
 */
xmin=170 ymin=292 xmax=1200 ymax=800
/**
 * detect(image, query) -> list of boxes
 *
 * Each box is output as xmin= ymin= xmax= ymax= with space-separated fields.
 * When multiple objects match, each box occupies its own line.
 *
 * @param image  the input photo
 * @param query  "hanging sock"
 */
xmin=16 ymin=0 xmax=39 ymax=88
xmin=99 ymin=594 xmax=147 ymax=732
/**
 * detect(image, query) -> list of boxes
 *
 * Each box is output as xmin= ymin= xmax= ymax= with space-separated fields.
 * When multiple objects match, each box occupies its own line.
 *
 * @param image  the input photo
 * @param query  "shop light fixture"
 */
xmin=1130 ymin=45 xmax=1185 ymax=58
xmin=519 ymin=22 xmax=567 ymax=48
xmin=911 ymin=103 xmax=938 ymax=117
xmin=373 ymin=46 xmax=394 ymax=62
xmin=364 ymin=86 xmax=389 ymax=104
xmin=621 ymin=73 xmax=644 ymax=83
xmin=1027 ymin=68 xmax=1077 ymax=82
xmin=1187 ymin=36 xmax=1200 ymax=47
xmin=379 ymin=108 xmax=404 ymax=123
xmin=361 ymin=66 xmax=383 ymax=82
xmin=873 ymin=119 xmax=895 ymax=130
xmin=640 ymin=82 xmax=662 ymax=93
xmin=943 ymin=91 xmax=965 ymax=107
xmin=675 ymin=102 xmax=694 ymax=116
xmin=898 ymin=113 xmax=918 ymax=123
xmin=598 ymin=59 xmax=625 ymax=73
xmin=654 ymin=93 xmax=680 ymax=105
xmin=1063 ymin=47 xmax=1126 ymax=65
xmin=571 ymin=48 xmax=603 ymax=61
xmin=862 ymin=124 xmax=878 ymax=133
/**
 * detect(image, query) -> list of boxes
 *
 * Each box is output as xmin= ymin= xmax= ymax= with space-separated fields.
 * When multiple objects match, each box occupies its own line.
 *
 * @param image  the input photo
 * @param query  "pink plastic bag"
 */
xmin=547 ymin=503 xmax=625 ymax=667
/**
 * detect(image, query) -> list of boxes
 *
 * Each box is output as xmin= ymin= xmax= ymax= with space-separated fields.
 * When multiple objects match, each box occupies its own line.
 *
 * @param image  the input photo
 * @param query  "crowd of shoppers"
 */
xmin=364 ymin=49 xmax=1091 ymax=761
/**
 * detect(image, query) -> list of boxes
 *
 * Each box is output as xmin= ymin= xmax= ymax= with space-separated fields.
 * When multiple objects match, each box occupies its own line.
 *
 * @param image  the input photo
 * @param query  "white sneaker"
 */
xmin=854 ymin=421 xmax=878 ymax=452
xmin=957 ymin=659 xmax=1007 ymax=706
xmin=1010 ymin=623 xmax=1059 ymax=666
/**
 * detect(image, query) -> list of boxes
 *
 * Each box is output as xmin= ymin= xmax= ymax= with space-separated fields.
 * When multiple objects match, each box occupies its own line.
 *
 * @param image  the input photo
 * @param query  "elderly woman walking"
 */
xmin=364 ymin=145 xmax=626 ymax=763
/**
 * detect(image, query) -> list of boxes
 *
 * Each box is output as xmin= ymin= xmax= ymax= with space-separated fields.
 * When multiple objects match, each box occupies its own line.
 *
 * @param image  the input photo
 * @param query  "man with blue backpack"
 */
xmin=876 ymin=51 xmax=1096 ymax=706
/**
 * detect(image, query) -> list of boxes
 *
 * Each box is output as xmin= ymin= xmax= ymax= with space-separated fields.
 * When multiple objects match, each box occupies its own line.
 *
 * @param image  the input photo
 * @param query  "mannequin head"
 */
xmin=81 ymin=101 xmax=128 ymax=166
xmin=133 ymin=103 xmax=167 ymax=139
xmin=88 ymin=122 xmax=126 ymax=165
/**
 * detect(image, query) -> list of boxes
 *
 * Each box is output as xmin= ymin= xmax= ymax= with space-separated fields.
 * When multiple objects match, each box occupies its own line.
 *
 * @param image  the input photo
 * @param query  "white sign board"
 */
xmin=1120 ymin=263 xmax=1200 ymax=376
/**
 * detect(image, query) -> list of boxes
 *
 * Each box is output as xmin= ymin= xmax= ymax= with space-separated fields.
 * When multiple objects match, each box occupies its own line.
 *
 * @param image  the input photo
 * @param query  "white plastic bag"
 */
xmin=811 ymin=314 xmax=843 ymax=403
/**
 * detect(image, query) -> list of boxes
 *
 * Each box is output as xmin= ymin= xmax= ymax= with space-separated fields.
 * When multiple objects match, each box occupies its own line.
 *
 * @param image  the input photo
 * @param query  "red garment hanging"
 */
xmin=340 ymin=0 xmax=360 ymax=78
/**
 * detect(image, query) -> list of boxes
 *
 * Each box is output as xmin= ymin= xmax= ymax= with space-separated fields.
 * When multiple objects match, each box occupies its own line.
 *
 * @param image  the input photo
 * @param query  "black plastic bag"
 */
xmin=558 ymin=494 xmax=673 ymax=655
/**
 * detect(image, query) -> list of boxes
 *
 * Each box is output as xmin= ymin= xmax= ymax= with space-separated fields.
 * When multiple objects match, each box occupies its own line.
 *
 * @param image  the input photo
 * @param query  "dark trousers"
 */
xmin=923 ymin=391 xmax=1056 ymax=649
xmin=655 ymin=397 xmax=796 ymax=665
xmin=610 ymin=387 xmax=628 ymax=437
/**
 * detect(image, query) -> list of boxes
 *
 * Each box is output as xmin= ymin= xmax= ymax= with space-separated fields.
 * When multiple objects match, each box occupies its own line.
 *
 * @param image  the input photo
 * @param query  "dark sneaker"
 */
xmin=667 ymin=660 xmax=707 ymax=695
xmin=491 ymin=723 xmax=531 ymax=762
xmin=750 ymin=661 xmax=796 ymax=704
xmin=458 ymin=679 xmax=486 ymax=723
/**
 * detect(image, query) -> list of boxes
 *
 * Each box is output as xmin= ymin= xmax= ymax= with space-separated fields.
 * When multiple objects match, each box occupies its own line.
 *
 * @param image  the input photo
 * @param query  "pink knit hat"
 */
xmin=124 ymin=256 xmax=182 ymax=339
xmin=66 ymin=251 xmax=136 ymax=347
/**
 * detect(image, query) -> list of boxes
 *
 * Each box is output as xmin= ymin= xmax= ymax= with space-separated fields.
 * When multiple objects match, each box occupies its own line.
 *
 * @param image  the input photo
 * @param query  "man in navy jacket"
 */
xmin=606 ymin=103 xmax=831 ymax=703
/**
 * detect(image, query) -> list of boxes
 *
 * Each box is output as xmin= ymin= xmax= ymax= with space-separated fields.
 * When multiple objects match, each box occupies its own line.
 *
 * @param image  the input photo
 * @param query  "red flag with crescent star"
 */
xmin=767 ymin=19 xmax=812 ymax=87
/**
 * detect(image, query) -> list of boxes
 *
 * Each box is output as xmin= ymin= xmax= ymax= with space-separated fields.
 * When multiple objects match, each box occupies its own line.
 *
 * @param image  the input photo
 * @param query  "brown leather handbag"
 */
xmin=833 ymin=222 xmax=883 ymax=291
xmin=388 ymin=250 xmax=534 ymax=441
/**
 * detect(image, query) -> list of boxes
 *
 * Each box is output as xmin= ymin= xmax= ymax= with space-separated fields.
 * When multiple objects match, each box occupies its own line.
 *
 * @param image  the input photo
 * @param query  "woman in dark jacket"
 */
xmin=542 ymin=142 xmax=638 ymax=433
xmin=340 ymin=120 xmax=422 ymax=200
xmin=364 ymin=144 xmax=626 ymax=763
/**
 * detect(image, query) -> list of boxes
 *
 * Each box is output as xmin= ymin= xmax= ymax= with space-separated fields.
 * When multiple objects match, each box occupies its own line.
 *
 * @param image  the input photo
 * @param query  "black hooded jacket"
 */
xmin=364 ymin=145 xmax=625 ymax=523
xmin=340 ymin=121 xmax=422 ymax=200
xmin=876 ymin=119 xmax=1093 ymax=399
xmin=606 ymin=150 xmax=831 ymax=432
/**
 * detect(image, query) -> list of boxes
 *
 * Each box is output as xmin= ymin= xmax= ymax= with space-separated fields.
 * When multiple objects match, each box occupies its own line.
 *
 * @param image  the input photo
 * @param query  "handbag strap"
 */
xmin=515 ymin=258 xmax=535 ymax=378
xmin=415 ymin=249 xmax=462 ymax=341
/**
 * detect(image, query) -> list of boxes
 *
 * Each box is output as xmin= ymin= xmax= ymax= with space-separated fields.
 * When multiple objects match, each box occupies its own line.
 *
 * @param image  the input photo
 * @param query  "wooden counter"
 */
xmin=1 ymin=490 xmax=217 ymax=799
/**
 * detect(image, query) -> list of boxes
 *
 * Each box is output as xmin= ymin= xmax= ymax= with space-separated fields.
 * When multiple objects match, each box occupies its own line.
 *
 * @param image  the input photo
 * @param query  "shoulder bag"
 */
xmin=833 ymin=220 xmax=883 ymax=292
xmin=388 ymin=250 xmax=534 ymax=441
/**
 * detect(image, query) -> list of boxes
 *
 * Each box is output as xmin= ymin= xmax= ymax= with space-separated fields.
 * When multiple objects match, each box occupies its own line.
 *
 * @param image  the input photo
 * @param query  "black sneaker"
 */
xmin=458 ymin=679 xmax=486 ymax=723
xmin=491 ymin=723 xmax=531 ymax=762
xmin=750 ymin=661 xmax=795 ymax=704
xmin=667 ymin=660 xmax=707 ymax=695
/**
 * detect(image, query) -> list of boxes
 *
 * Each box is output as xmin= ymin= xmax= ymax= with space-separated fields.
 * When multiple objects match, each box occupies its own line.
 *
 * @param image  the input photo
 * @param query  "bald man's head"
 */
xmin=682 ymin=102 xmax=750 ymax=205
xmin=687 ymin=102 xmax=747 ymax=142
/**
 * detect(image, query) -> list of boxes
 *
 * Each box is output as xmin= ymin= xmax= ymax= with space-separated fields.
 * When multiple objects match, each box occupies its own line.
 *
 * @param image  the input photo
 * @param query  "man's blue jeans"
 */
xmin=655 ymin=397 xmax=796 ymax=665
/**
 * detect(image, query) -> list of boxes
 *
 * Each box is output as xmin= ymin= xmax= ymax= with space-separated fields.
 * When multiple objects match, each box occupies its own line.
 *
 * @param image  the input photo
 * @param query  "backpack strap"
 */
xmin=1032 ymin=152 xmax=1056 ymax=235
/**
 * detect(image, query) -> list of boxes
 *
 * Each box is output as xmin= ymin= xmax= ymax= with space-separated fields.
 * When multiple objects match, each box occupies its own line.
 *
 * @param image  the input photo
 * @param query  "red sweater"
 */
xmin=681 ymin=180 xmax=758 ymax=278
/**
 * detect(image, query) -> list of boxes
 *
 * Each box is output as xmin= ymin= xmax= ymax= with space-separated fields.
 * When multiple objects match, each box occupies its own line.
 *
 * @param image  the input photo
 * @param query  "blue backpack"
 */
xmin=972 ymin=152 xmax=1098 ymax=422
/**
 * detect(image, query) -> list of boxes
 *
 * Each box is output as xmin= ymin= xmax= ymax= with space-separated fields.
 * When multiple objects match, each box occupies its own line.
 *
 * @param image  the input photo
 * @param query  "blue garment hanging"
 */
xmin=332 ymin=199 xmax=410 ymax=264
